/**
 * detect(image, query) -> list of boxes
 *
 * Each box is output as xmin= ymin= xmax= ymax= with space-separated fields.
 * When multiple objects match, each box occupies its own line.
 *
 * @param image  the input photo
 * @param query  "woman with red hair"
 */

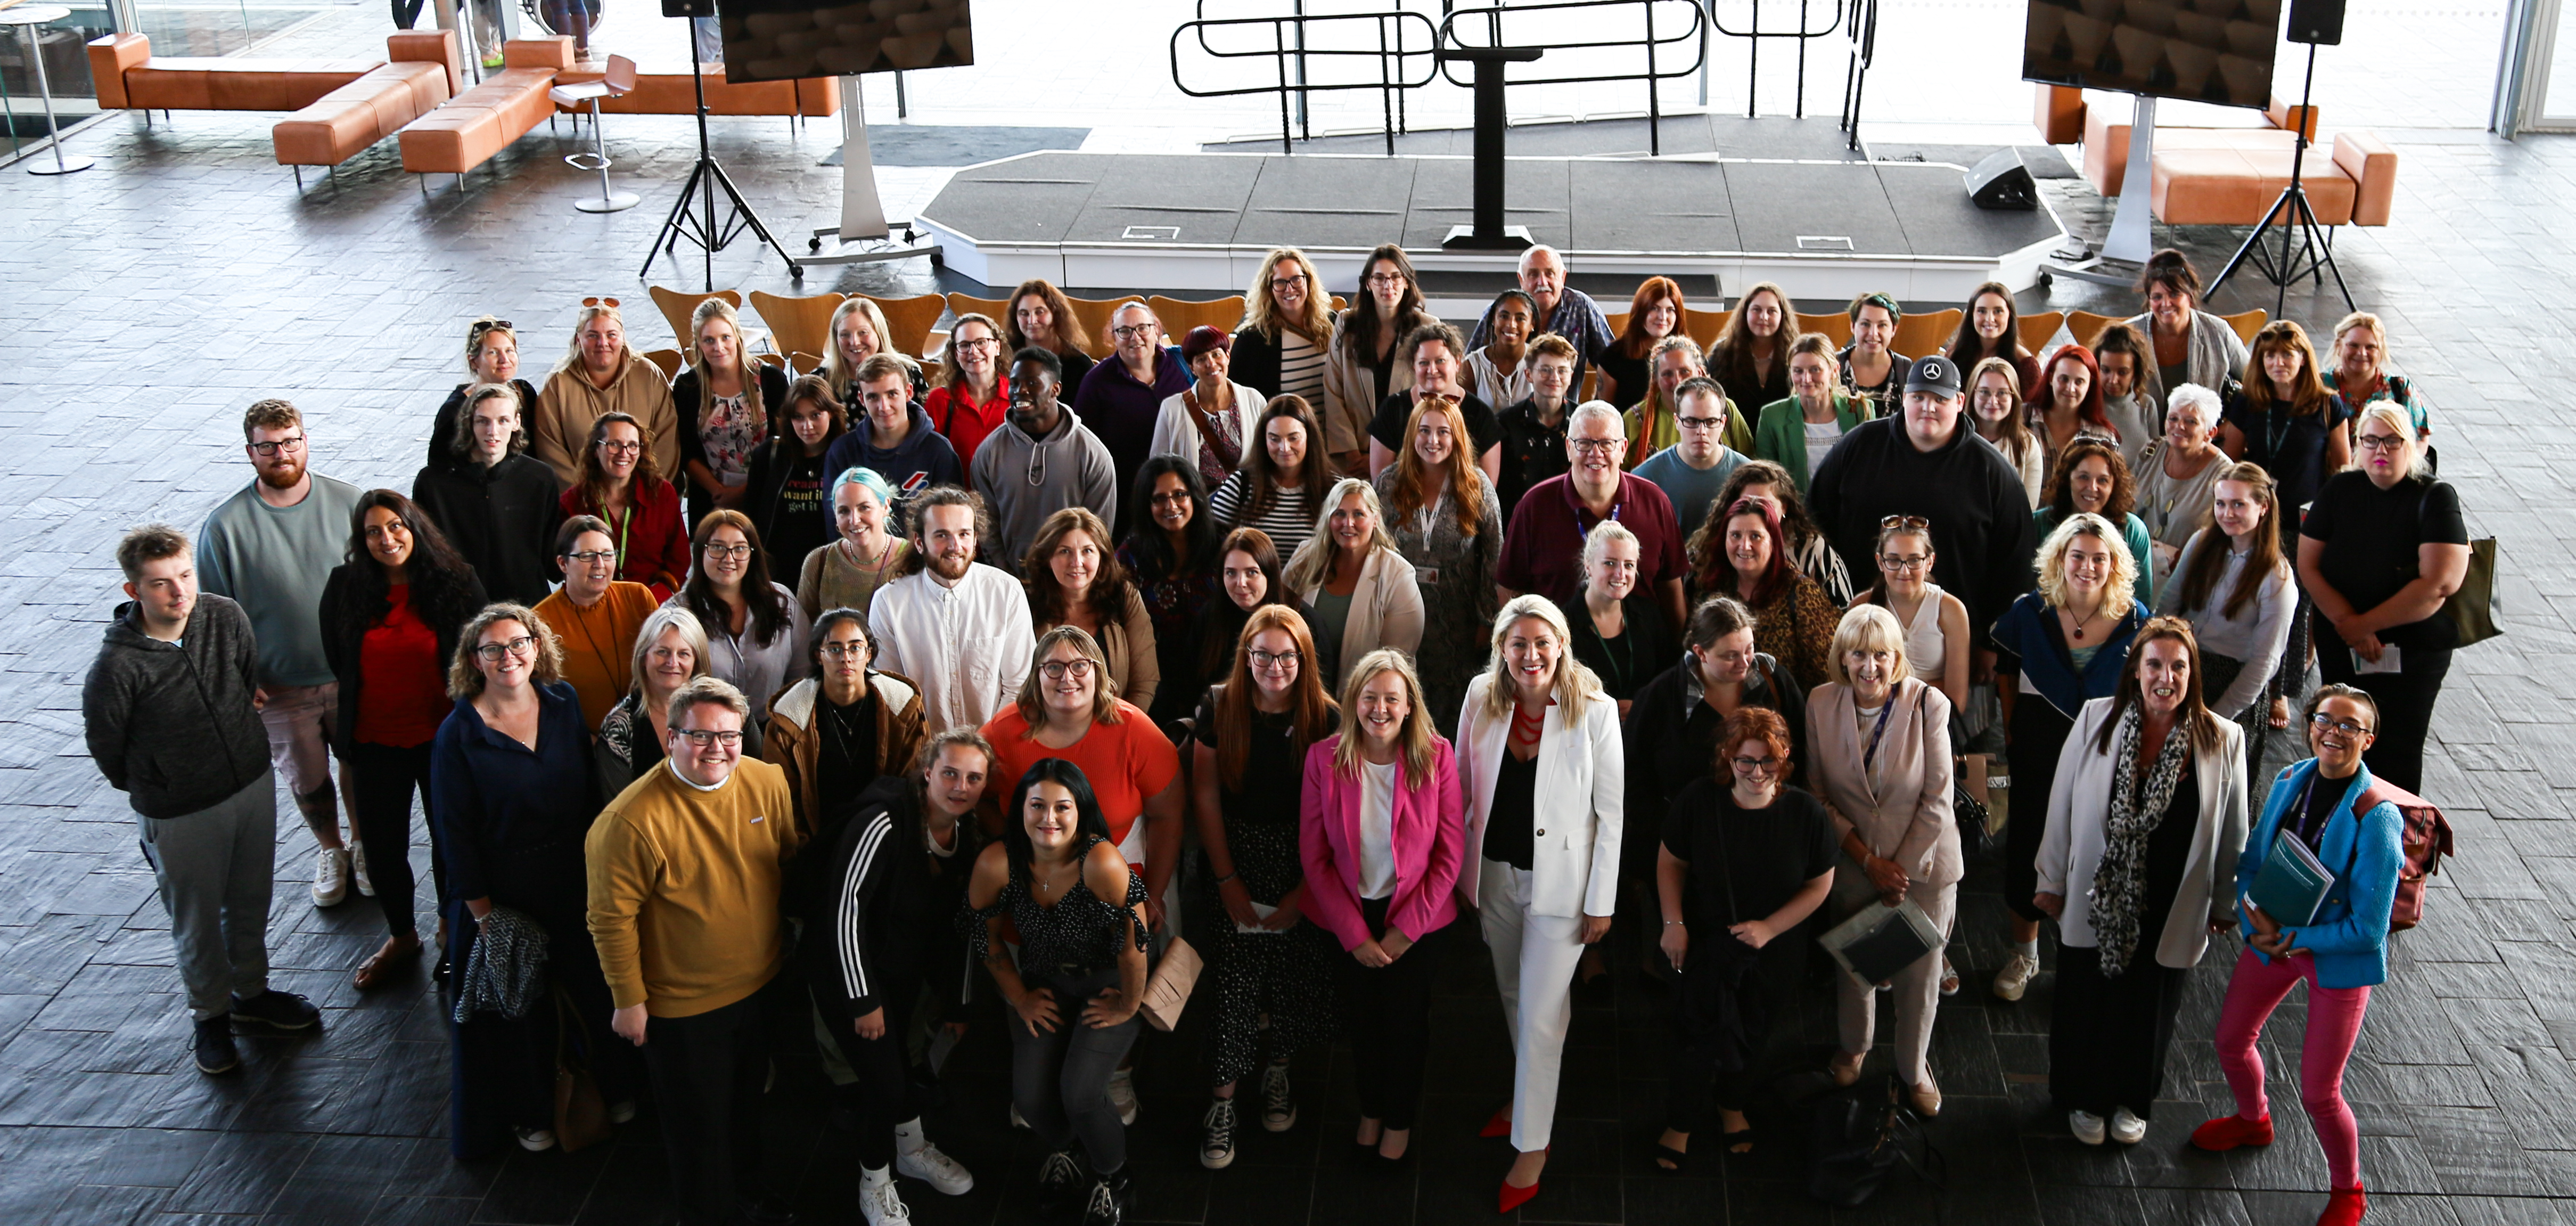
xmin=1596 ymin=277 xmax=1687 ymax=407
xmin=1691 ymin=496 xmax=1837 ymax=691
xmin=2030 ymin=342 xmax=2128 ymax=473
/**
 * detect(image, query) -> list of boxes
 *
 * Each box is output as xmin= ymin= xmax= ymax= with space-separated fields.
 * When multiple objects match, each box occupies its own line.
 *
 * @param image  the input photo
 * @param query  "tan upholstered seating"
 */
xmin=271 ymin=32 xmax=462 ymax=176
xmin=398 ymin=38 xmax=575 ymax=181
xmin=546 ymin=63 xmax=838 ymax=117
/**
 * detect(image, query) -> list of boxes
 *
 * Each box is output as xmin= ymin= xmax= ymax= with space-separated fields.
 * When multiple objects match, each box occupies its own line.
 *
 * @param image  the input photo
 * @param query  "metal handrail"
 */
xmin=1837 ymin=0 xmax=1876 ymax=150
xmin=1171 ymin=9 xmax=1441 ymax=154
xmin=1437 ymin=0 xmax=1708 ymax=153
xmin=1704 ymin=0 xmax=1849 ymax=118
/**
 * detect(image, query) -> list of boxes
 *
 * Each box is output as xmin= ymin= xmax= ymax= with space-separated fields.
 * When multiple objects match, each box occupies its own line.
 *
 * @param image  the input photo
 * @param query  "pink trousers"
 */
xmin=2212 ymin=947 xmax=2372 ymax=1190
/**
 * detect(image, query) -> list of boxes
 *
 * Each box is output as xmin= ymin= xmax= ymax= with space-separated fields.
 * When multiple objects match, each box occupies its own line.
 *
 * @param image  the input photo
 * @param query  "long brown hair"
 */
xmin=1696 ymin=459 xmax=1827 ymax=558
xmin=764 ymin=375 xmax=846 ymax=463
xmin=1615 ymin=276 xmax=1687 ymax=359
xmin=1382 ymin=396 xmax=1487 ymax=536
xmin=1244 ymin=248 xmax=1333 ymax=345
xmin=1244 ymin=395 xmax=1330 ymax=519
xmin=1341 ymin=244 xmax=1429 ymax=362
xmin=1197 ymin=527 xmax=1293 ymax=682
xmin=1215 ymin=604 xmax=1337 ymax=789
xmin=2090 ymin=615 xmax=2220 ymax=754
xmin=2043 ymin=436 xmax=2137 ymax=520
xmin=2172 ymin=461 xmax=2286 ymax=619
xmin=1021 ymin=506 xmax=1136 ymax=633
xmin=577 ymin=411 xmax=664 ymax=511
xmin=2241 ymin=320 xmax=2332 ymax=420
xmin=1691 ymin=496 xmax=1795 ymax=607
xmin=681 ymin=510 xmax=792 ymax=644
xmin=1006 ymin=279 xmax=1087 ymax=355
xmin=1710 ymin=281 xmax=1789 ymax=390
xmin=1943 ymin=280 xmax=2028 ymax=366
xmin=1967 ymin=356 xmax=2036 ymax=457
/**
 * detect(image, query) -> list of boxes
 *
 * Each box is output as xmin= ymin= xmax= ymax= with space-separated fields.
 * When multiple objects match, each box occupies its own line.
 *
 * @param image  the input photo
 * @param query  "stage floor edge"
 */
xmin=914 ymin=150 xmax=2070 ymax=300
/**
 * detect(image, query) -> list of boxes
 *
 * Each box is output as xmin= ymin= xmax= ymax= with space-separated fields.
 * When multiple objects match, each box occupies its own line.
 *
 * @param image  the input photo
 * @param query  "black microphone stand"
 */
xmin=639 ymin=48 xmax=803 ymax=287
xmin=2208 ymin=40 xmax=2352 ymax=315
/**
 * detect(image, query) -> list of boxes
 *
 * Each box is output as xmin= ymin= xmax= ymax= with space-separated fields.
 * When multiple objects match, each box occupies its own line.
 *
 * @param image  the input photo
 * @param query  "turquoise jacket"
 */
xmin=2235 ymin=758 xmax=2403 ymax=990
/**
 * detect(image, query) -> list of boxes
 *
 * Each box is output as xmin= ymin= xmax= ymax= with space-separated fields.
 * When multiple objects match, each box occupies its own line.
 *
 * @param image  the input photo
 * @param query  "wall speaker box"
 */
xmin=1965 ymin=148 xmax=2038 ymax=210
xmin=2287 ymin=0 xmax=2345 ymax=45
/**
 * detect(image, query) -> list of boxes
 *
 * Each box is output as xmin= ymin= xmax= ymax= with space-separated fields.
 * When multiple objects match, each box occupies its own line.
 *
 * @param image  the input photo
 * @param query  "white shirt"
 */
xmin=1803 ymin=418 xmax=1844 ymax=484
xmin=1358 ymin=758 xmax=1399 ymax=901
xmin=866 ymin=562 xmax=1035 ymax=733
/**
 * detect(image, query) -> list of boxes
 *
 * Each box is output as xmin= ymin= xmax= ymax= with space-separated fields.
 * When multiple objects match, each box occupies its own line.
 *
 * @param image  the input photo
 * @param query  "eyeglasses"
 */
xmin=564 ymin=550 xmax=616 ymax=564
xmin=2355 ymin=433 xmax=2408 ymax=453
xmin=473 ymin=635 xmax=538 ymax=661
xmin=1249 ymin=648 xmax=1300 ymax=670
xmin=581 ymin=296 xmax=622 ymax=308
xmin=955 ymin=338 xmax=999 ymax=352
xmin=1569 ymin=438 xmax=1623 ymax=454
xmin=1676 ymin=415 xmax=1725 ymax=431
xmin=1878 ymin=554 xmax=1930 ymax=571
xmin=1272 ymin=274 xmax=1309 ymax=287
xmin=2309 ymin=712 xmax=2375 ymax=737
xmin=1731 ymin=756 xmax=1782 ymax=773
xmin=1364 ymin=273 xmax=1406 ymax=287
xmin=1148 ymin=491 xmax=1193 ymax=506
xmin=1111 ymin=324 xmax=1156 ymax=341
xmin=1039 ymin=659 xmax=1096 ymax=680
xmin=598 ymin=439 xmax=642 ymax=455
xmin=819 ymin=641 xmax=870 ymax=658
xmin=676 ymin=729 xmax=744 ymax=747
xmin=1880 ymin=515 xmax=1931 ymax=531
xmin=249 ymin=436 xmax=307 ymax=457
xmin=704 ymin=543 xmax=754 ymax=560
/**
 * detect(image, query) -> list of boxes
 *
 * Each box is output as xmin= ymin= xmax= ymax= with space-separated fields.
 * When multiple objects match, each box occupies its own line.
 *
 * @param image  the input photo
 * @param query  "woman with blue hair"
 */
xmin=796 ymin=466 xmax=912 ymax=622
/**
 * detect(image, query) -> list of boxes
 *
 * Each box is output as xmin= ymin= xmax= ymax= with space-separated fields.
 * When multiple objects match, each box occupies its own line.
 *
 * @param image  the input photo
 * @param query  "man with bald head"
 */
xmin=1468 ymin=246 xmax=1615 ymax=374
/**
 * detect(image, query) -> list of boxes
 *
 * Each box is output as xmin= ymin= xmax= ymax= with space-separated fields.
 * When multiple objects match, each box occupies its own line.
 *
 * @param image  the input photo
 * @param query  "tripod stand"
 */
xmin=2209 ymin=42 xmax=2352 ymax=315
xmin=639 ymin=53 xmax=803 ymax=287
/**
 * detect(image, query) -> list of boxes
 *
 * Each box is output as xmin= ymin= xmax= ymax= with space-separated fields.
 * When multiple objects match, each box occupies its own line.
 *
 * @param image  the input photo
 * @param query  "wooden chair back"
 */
xmin=1147 ymin=296 xmax=1251 ymax=342
xmin=2067 ymin=310 xmax=2124 ymax=347
xmin=748 ymin=291 xmax=847 ymax=369
xmin=1685 ymin=308 xmax=1732 ymax=352
xmin=753 ymin=353 xmax=787 ymax=372
xmin=866 ymin=293 xmax=949 ymax=361
xmin=2221 ymin=309 xmax=2268 ymax=345
xmin=1891 ymin=308 xmax=1962 ymax=360
xmin=788 ymin=352 xmax=824 ymax=377
xmin=1794 ymin=312 xmax=1853 ymax=347
xmin=639 ymin=348 xmax=684 ymax=381
xmin=2017 ymin=311 xmax=2066 ymax=353
xmin=647 ymin=285 xmax=741 ymax=349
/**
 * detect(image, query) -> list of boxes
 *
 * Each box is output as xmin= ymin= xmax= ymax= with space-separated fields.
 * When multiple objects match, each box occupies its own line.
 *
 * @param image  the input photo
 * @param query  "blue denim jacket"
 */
xmin=2234 ymin=758 xmax=2403 ymax=990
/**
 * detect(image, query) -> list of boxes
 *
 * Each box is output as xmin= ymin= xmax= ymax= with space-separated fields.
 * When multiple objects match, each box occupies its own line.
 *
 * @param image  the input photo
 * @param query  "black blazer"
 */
xmin=317 ymin=563 xmax=489 ymax=757
xmin=412 ymin=454 xmax=563 ymax=607
xmin=1225 ymin=316 xmax=1330 ymax=401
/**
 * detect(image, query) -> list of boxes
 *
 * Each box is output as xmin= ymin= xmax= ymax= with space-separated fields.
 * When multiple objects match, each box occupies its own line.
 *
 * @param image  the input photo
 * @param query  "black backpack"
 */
xmin=1803 ymin=1074 xmax=1945 ymax=1207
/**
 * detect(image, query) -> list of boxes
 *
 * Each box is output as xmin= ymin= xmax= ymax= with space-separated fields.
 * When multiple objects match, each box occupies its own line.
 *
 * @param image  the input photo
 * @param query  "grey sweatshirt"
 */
xmin=196 ymin=475 xmax=364 ymax=688
xmin=967 ymin=406 xmax=1118 ymax=575
xmin=82 ymin=595 xmax=272 ymax=819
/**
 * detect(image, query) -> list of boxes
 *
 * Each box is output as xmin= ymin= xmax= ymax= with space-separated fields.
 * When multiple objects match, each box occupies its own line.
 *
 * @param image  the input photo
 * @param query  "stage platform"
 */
xmin=914 ymin=149 xmax=2070 ymax=304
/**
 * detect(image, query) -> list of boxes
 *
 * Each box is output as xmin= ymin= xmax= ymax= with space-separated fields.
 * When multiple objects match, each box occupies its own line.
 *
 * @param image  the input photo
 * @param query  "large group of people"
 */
xmin=79 ymin=243 xmax=2463 ymax=1226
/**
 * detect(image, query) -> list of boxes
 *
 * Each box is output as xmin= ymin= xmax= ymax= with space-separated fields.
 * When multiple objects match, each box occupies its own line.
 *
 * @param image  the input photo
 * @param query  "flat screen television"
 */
xmin=2023 ymin=0 xmax=2279 ymax=109
xmin=719 ymin=0 xmax=973 ymax=84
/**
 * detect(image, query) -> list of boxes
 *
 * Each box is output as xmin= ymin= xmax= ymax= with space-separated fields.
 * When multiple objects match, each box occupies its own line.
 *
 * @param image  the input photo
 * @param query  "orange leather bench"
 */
xmin=548 ymin=63 xmax=838 ymax=117
xmin=271 ymin=32 xmax=463 ymax=180
xmin=2061 ymin=91 xmax=2394 ymax=229
xmin=398 ymin=37 xmax=575 ymax=183
xmin=87 ymin=30 xmax=446 ymax=113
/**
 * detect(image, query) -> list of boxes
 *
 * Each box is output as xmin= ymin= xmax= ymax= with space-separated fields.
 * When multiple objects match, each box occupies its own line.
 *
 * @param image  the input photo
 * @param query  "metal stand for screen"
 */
xmin=2045 ymin=92 xmax=2156 ymax=289
xmin=805 ymin=75 xmax=940 ymax=269
xmin=2208 ymin=42 xmax=2353 ymax=314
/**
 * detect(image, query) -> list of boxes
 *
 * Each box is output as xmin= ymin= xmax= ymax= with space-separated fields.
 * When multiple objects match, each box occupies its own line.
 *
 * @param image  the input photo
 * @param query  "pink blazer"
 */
xmin=1299 ymin=734 xmax=1465 ymax=953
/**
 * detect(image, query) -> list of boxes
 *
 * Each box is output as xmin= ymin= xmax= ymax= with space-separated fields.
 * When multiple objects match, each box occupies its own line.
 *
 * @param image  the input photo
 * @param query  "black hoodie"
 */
xmin=1807 ymin=415 xmax=2037 ymax=649
xmin=81 ymin=595 xmax=270 ymax=819
xmin=800 ymin=775 xmax=985 ymax=1019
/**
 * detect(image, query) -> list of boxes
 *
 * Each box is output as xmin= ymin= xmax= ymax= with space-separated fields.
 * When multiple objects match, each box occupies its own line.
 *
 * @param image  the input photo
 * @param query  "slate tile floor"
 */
xmin=2 ymin=104 xmax=2575 ymax=1225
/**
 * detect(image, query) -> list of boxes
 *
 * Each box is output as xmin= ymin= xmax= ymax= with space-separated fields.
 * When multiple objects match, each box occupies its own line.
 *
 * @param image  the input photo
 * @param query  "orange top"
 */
xmin=533 ymin=581 xmax=661 ymax=731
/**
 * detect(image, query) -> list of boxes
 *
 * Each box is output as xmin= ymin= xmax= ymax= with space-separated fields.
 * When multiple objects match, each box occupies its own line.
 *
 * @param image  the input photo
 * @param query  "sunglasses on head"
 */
xmin=1880 ymin=514 xmax=1931 ymax=531
xmin=470 ymin=319 xmax=514 ymax=336
xmin=582 ymin=297 xmax=621 ymax=309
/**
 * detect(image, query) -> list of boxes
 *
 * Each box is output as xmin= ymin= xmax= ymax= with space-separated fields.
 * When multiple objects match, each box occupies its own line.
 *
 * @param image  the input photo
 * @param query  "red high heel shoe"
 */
xmin=2188 ymin=1113 xmax=2274 ymax=1151
xmin=1497 ymin=1148 xmax=1548 ymax=1214
xmin=1479 ymin=1107 xmax=1512 ymax=1139
xmin=2317 ymin=1185 xmax=2366 ymax=1226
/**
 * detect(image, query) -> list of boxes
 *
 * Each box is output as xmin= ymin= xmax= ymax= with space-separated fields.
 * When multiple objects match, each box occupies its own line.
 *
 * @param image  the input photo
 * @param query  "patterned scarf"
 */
xmin=2088 ymin=705 xmax=2191 ymax=978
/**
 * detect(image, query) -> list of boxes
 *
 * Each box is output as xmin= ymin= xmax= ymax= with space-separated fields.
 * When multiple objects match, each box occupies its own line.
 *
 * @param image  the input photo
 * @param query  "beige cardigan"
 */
xmin=1294 ymin=545 xmax=1425 ymax=692
xmin=1038 ymin=586 xmax=1160 ymax=714
xmin=1805 ymin=677 xmax=1962 ymax=889
xmin=2034 ymin=697 xmax=2249 ymax=969
xmin=1320 ymin=314 xmax=1416 ymax=460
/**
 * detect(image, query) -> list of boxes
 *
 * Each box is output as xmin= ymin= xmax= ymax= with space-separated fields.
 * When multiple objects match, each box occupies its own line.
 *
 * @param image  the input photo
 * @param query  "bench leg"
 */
xmin=293 ymin=165 xmax=303 ymax=191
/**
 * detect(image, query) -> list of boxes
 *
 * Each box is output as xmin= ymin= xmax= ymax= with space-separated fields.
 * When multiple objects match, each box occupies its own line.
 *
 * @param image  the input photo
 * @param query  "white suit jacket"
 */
xmin=2034 ymin=697 xmax=2250 ymax=969
xmin=1454 ymin=672 xmax=1623 ymax=918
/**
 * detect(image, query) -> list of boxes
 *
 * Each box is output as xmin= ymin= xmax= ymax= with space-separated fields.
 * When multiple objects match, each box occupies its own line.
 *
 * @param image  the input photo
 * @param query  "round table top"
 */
xmin=0 ymin=6 xmax=74 ymax=25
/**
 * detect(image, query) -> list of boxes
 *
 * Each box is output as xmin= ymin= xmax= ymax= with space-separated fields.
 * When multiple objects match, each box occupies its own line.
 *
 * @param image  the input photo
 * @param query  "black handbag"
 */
xmin=1804 ymin=1074 xmax=1946 ymax=1207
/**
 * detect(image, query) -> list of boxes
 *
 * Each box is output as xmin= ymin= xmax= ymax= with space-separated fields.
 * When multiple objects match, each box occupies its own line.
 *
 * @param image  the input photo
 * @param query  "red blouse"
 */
xmin=357 ymin=584 xmax=450 ymax=748
xmin=926 ymin=373 xmax=1011 ymax=477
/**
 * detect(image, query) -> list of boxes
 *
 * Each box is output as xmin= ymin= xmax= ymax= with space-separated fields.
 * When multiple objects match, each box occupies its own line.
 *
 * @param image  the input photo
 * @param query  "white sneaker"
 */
xmin=858 ymin=1171 xmax=912 ymax=1225
xmin=350 ymin=840 xmax=376 ymax=897
xmin=2109 ymin=1108 xmax=2147 ymax=1145
xmin=514 ymin=1125 xmax=557 ymax=1151
xmin=607 ymin=1099 xmax=637 ymax=1125
xmin=312 ymin=847 xmax=350 ymax=908
xmin=1010 ymin=1102 xmax=1030 ymax=1130
xmin=1992 ymin=953 xmax=2041 ymax=1002
xmin=896 ymin=1139 xmax=974 ymax=1195
xmin=1259 ymin=1061 xmax=1295 ymax=1132
xmin=1106 ymin=1066 xmax=1139 ymax=1126
xmin=2069 ymin=1110 xmax=2106 ymax=1146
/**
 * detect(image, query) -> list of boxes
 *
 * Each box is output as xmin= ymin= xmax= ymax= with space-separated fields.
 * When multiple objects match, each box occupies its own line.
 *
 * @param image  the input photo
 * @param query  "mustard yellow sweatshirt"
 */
xmin=586 ymin=757 xmax=799 ymax=1017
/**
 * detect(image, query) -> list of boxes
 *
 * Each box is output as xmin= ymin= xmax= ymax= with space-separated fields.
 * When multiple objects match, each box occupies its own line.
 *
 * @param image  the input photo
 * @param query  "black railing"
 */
xmin=1704 ymin=0 xmax=1847 ymax=118
xmin=1437 ymin=0 xmax=1708 ymax=154
xmin=1836 ymin=0 xmax=1876 ymax=150
xmin=1171 ymin=7 xmax=1441 ymax=154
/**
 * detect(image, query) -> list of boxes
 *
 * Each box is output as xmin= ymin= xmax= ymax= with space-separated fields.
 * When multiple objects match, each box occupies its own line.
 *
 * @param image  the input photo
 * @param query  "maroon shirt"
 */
xmin=1495 ymin=472 xmax=1686 ymax=611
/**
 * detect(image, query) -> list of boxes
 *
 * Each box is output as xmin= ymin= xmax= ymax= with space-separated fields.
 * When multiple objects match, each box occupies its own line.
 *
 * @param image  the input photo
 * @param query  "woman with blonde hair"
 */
xmin=824 ymin=295 xmax=926 ymax=407
xmin=1187 ymin=603 xmax=1341 ymax=1168
xmin=1372 ymin=396 xmax=1502 ymax=733
xmin=1457 ymin=595 xmax=1623 ymax=1212
xmin=1300 ymin=647 xmax=1463 ymax=1166
xmin=1989 ymin=512 xmax=2148 ymax=1003
xmin=671 ymin=296 xmax=793 ymax=528
xmin=1229 ymin=247 xmax=1335 ymax=406
xmin=1806 ymin=603 xmax=1958 ymax=1116
xmin=1005 ymin=277 xmax=1097 ymax=397
xmin=1282 ymin=477 xmax=1424 ymax=690
xmin=1752 ymin=332 xmax=1873 ymax=495
xmin=532 ymin=298 xmax=680 ymax=486
xmin=1965 ymin=355 xmax=2045 ymax=504
xmin=1020 ymin=506 xmax=1160 ymax=711
xmin=593 ymin=603 xmax=710 ymax=795
xmin=429 ymin=316 xmax=539 ymax=472
xmin=2157 ymin=460 xmax=2296 ymax=796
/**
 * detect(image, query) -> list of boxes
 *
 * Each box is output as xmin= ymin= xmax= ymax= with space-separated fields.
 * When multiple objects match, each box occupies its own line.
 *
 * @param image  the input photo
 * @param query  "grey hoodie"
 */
xmin=82 ymin=594 xmax=272 ymax=819
xmin=968 ymin=405 xmax=1119 ymax=575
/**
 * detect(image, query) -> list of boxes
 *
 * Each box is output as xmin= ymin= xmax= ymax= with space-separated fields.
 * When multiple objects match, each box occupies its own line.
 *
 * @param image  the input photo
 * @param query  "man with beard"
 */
xmin=195 ymin=399 xmax=367 ymax=909
xmin=867 ymin=485 xmax=1036 ymax=733
xmin=970 ymin=347 xmax=1117 ymax=576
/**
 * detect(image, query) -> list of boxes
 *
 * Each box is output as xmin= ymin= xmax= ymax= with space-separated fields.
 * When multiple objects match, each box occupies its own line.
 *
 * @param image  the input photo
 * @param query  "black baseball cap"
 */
xmin=1903 ymin=355 xmax=1962 ymax=397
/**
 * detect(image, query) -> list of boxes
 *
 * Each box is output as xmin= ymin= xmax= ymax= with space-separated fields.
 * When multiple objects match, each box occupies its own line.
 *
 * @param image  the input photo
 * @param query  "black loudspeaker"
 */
xmin=1965 ymin=148 xmax=2038 ymax=210
xmin=2287 ymin=0 xmax=2344 ymax=45
xmin=662 ymin=0 xmax=715 ymax=17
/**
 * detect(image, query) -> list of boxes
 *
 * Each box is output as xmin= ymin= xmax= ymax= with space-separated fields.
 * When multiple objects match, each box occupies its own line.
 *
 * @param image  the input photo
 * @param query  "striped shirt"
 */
xmin=1209 ymin=469 xmax=1322 ymax=560
xmin=1278 ymin=329 xmax=1328 ymax=406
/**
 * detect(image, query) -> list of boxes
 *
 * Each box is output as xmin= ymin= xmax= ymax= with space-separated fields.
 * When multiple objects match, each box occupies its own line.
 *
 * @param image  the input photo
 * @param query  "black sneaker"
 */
xmin=735 ymin=1192 xmax=798 ymax=1226
xmin=1199 ymin=1097 xmax=1237 ymax=1170
xmin=1035 ymin=1150 xmax=1085 ymax=1219
xmin=229 ymin=990 xmax=321 ymax=1034
xmin=192 ymin=1015 xmax=240 ymax=1075
xmin=1079 ymin=1170 xmax=1130 ymax=1226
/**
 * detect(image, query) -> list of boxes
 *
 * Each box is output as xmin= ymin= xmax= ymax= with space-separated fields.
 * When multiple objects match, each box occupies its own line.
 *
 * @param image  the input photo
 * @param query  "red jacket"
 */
xmin=926 ymin=374 xmax=1010 ymax=478
xmin=1299 ymin=734 xmax=1465 ymax=952
xmin=560 ymin=477 xmax=691 ymax=600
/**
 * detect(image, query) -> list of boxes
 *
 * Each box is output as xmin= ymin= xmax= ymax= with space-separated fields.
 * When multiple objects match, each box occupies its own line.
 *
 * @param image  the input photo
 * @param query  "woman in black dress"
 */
xmin=1568 ymin=521 xmax=1675 ymax=721
xmin=1652 ymin=706 xmax=1835 ymax=1166
xmin=1187 ymin=603 xmax=1341 ymax=1169
xmin=1119 ymin=457 xmax=1221 ymax=732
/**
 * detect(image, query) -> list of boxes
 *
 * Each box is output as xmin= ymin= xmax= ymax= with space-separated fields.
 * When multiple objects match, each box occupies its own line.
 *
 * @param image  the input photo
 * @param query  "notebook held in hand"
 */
xmin=2248 ymin=828 xmax=2334 ymax=927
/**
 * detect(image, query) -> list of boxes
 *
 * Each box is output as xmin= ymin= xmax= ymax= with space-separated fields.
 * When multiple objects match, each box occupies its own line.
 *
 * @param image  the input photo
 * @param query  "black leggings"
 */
xmin=2005 ymin=700 xmax=2076 ymax=923
xmin=2314 ymin=637 xmax=2450 ymax=794
xmin=818 ymin=979 xmax=920 ymax=1170
xmin=348 ymin=740 xmax=437 ymax=938
xmin=1336 ymin=898 xmax=1443 ymax=1131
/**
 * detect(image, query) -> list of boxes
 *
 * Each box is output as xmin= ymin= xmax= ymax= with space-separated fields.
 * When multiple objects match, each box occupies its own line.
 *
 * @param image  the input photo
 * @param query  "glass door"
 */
xmin=2503 ymin=0 xmax=2576 ymax=132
